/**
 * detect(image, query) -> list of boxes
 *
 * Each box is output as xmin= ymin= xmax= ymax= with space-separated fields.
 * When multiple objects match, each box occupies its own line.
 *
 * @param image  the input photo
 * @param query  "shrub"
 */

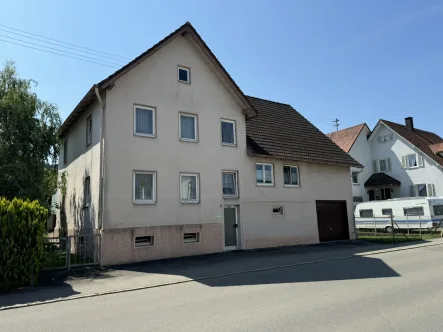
xmin=0 ymin=197 xmax=48 ymax=291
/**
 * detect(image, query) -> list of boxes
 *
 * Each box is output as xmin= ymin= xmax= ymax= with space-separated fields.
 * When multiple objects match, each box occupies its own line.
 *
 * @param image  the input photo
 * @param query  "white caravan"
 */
xmin=355 ymin=197 xmax=443 ymax=231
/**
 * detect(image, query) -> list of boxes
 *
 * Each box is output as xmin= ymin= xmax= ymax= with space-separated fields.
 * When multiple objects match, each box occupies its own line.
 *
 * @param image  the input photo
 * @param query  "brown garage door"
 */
xmin=316 ymin=200 xmax=350 ymax=242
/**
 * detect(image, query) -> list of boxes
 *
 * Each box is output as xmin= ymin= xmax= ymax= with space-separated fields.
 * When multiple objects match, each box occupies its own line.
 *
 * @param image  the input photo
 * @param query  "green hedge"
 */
xmin=0 ymin=198 xmax=48 ymax=291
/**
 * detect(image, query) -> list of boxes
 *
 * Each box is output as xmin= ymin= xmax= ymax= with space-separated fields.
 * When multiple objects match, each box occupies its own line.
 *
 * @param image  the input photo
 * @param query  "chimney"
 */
xmin=405 ymin=117 xmax=414 ymax=131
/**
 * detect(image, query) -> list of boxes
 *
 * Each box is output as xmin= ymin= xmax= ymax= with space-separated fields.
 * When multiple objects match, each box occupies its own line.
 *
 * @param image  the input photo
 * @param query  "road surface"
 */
xmin=1 ymin=243 xmax=443 ymax=332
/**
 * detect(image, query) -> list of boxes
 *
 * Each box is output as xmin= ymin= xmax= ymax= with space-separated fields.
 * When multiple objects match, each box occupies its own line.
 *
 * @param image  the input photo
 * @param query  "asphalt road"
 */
xmin=1 ymin=244 xmax=443 ymax=332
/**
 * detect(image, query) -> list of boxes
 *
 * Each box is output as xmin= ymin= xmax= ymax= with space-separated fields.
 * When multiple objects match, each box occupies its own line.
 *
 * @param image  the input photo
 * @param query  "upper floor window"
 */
xmin=178 ymin=66 xmax=190 ymax=83
xmin=352 ymin=172 xmax=359 ymax=184
xmin=222 ymin=171 xmax=238 ymax=198
xmin=133 ymin=171 xmax=156 ymax=204
xmin=86 ymin=115 xmax=92 ymax=146
xmin=373 ymin=158 xmax=391 ymax=172
xmin=221 ymin=119 xmax=236 ymax=145
xmin=180 ymin=173 xmax=199 ymax=203
xmin=409 ymin=183 xmax=436 ymax=197
xmin=379 ymin=134 xmax=393 ymax=143
xmin=134 ymin=105 xmax=155 ymax=137
xmin=179 ymin=113 xmax=198 ymax=142
xmin=256 ymin=163 xmax=273 ymax=186
xmin=63 ymin=139 xmax=68 ymax=164
xmin=402 ymin=153 xmax=423 ymax=169
xmin=283 ymin=165 xmax=300 ymax=187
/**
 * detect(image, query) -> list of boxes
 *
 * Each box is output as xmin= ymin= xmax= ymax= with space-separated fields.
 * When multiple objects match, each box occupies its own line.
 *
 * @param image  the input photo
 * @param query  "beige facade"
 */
xmin=57 ymin=100 xmax=101 ymax=236
xmin=60 ymin=28 xmax=356 ymax=266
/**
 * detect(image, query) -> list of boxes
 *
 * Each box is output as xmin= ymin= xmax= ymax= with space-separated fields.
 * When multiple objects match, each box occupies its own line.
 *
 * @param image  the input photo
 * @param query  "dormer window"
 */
xmin=178 ymin=66 xmax=190 ymax=83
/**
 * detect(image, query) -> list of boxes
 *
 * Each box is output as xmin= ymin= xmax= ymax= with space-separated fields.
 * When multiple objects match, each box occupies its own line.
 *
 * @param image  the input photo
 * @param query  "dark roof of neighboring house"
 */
xmin=60 ymin=22 xmax=256 ymax=136
xmin=380 ymin=120 xmax=443 ymax=168
xmin=364 ymin=172 xmax=401 ymax=187
xmin=326 ymin=123 xmax=369 ymax=153
xmin=245 ymin=96 xmax=362 ymax=167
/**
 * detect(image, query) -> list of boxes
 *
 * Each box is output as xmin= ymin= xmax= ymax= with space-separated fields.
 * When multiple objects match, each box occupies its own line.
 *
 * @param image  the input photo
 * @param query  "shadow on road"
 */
xmin=111 ymin=241 xmax=404 ymax=287
xmin=0 ymin=268 xmax=114 ymax=308
xmin=0 ymin=284 xmax=80 ymax=308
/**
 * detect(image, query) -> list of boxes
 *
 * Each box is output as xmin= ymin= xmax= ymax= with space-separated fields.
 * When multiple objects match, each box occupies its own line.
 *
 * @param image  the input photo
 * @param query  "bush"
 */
xmin=0 ymin=197 xmax=48 ymax=291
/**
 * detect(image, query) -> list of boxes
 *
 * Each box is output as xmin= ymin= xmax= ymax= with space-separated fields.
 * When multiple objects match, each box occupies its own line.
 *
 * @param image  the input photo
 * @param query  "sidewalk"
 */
xmin=2 ymin=238 xmax=443 ymax=310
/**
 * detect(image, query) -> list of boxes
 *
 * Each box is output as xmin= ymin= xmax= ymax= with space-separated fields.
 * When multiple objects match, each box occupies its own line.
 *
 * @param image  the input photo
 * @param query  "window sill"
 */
xmin=257 ymin=183 xmax=274 ymax=187
xmin=352 ymin=183 xmax=360 ymax=186
xmin=134 ymin=133 xmax=156 ymax=138
xmin=180 ymin=200 xmax=200 ymax=204
xmin=223 ymin=195 xmax=239 ymax=199
xmin=406 ymin=166 xmax=420 ymax=169
xmin=133 ymin=200 xmax=156 ymax=205
xmin=183 ymin=241 xmax=200 ymax=244
xmin=221 ymin=142 xmax=237 ymax=147
xmin=284 ymin=184 xmax=300 ymax=188
xmin=178 ymin=79 xmax=190 ymax=84
xmin=179 ymin=138 xmax=198 ymax=143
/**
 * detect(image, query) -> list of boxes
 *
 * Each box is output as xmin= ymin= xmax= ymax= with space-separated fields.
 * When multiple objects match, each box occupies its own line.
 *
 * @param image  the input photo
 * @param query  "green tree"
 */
xmin=0 ymin=61 xmax=61 ymax=206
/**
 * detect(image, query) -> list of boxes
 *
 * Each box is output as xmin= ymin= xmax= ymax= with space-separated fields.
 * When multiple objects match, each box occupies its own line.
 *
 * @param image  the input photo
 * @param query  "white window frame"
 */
xmin=222 ymin=171 xmax=238 ymax=198
xmin=134 ymin=105 xmax=156 ymax=137
xmin=379 ymin=134 xmax=392 ymax=143
xmin=415 ymin=184 xmax=427 ymax=197
xmin=373 ymin=158 xmax=391 ymax=172
xmin=183 ymin=233 xmax=200 ymax=243
xmin=405 ymin=153 xmax=419 ymax=169
xmin=180 ymin=173 xmax=200 ymax=203
xmin=134 ymin=236 xmax=154 ymax=248
xmin=177 ymin=66 xmax=190 ymax=83
xmin=220 ymin=119 xmax=237 ymax=146
xmin=256 ymin=163 xmax=274 ymax=186
xmin=351 ymin=172 xmax=359 ymax=185
xmin=133 ymin=171 xmax=157 ymax=204
xmin=179 ymin=113 xmax=198 ymax=142
xmin=86 ymin=115 xmax=92 ymax=146
xmin=283 ymin=165 xmax=300 ymax=187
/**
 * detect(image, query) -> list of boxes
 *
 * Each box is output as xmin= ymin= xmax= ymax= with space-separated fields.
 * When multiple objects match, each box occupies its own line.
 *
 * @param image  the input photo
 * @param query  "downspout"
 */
xmin=95 ymin=86 xmax=105 ymax=233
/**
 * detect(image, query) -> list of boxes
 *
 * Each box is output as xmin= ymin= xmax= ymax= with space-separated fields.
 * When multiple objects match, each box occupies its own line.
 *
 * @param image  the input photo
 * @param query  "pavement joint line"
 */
xmin=1 ymin=240 xmax=442 ymax=311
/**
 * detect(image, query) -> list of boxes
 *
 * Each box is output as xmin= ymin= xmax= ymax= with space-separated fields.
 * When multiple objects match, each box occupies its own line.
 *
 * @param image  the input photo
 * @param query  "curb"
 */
xmin=1 ymin=240 xmax=442 ymax=311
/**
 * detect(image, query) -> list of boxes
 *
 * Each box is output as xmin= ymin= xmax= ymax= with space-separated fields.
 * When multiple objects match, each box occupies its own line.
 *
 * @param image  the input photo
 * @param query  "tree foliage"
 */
xmin=0 ymin=61 xmax=61 ymax=205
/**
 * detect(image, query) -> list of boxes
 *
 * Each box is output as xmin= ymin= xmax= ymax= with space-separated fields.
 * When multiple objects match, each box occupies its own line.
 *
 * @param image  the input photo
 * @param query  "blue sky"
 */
xmin=1 ymin=0 xmax=442 ymax=134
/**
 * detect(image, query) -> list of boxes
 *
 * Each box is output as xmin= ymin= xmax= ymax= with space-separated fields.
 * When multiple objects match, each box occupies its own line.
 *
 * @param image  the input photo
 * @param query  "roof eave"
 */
xmin=247 ymin=150 xmax=363 ymax=168
xmin=60 ymin=85 xmax=97 ymax=137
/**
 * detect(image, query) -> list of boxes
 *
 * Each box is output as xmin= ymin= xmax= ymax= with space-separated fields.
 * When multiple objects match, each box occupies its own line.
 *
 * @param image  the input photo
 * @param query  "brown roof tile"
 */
xmin=381 ymin=120 xmax=443 ymax=168
xmin=430 ymin=143 xmax=443 ymax=154
xmin=245 ymin=96 xmax=362 ymax=168
xmin=326 ymin=124 xmax=368 ymax=153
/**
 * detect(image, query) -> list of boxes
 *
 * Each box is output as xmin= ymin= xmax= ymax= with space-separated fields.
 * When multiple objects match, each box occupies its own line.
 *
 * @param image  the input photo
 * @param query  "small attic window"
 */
xmin=178 ymin=66 xmax=190 ymax=83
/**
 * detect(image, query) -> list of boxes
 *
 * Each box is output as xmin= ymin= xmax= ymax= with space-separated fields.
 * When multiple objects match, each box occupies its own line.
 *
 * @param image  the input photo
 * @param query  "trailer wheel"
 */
xmin=385 ymin=226 xmax=393 ymax=233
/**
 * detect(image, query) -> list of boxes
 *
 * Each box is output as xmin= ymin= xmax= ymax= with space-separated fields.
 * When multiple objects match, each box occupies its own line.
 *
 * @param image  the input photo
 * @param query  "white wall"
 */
xmin=348 ymin=126 xmax=372 ymax=202
xmin=370 ymin=124 xmax=443 ymax=198
xmin=58 ymin=100 xmax=102 ymax=233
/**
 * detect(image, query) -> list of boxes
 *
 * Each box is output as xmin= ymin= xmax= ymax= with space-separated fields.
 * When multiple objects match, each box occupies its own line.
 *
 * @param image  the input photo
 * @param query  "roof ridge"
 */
xmin=326 ymin=123 xmax=366 ymax=135
xmin=246 ymin=95 xmax=291 ymax=107
xmin=381 ymin=119 xmax=442 ymax=145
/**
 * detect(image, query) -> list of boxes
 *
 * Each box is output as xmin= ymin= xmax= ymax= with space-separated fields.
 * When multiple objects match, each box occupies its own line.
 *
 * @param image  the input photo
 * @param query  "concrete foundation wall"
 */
xmin=101 ymin=223 xmax=223 ymax=266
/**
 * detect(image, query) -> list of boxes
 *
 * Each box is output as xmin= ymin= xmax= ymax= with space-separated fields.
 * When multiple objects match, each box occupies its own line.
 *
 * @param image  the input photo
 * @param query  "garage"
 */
xmin=316 ymin=200 xmax=350 ymax=242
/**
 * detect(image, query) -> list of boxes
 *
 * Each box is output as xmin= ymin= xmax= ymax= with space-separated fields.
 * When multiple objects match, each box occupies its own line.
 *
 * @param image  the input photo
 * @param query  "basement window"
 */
xmin=272 ymin=206 xmax=284 ymax=215
xmin=134 ymin=236 xmax=154 ymax=247
xmin=183 ymin=233 xmax=200 ymax=243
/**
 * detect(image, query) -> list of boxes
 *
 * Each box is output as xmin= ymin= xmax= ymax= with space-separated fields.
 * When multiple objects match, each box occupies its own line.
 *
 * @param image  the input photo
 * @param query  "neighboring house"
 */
xmin=328 ymin=117 xmax=443 ymax=206
xmin=57 ymin=22 xmax=361 ymax=266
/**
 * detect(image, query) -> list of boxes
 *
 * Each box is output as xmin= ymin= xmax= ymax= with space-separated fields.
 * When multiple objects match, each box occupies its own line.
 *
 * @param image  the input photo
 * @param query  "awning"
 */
xmin=364 ymin=173 xmax=401 ymax=187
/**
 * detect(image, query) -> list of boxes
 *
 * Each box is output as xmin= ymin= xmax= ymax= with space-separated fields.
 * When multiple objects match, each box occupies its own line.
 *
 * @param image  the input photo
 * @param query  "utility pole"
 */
xmin=333 ymin=118 xmax=340 ymax=131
